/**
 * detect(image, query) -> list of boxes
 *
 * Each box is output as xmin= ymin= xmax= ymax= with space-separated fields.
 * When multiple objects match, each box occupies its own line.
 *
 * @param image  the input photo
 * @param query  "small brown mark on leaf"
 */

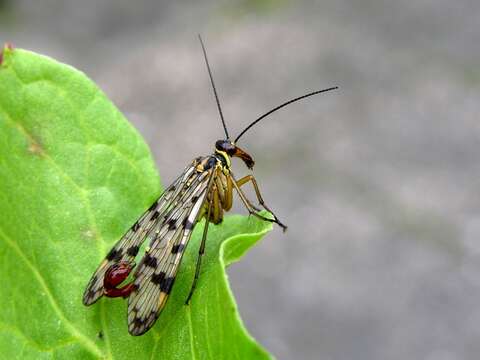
xmin=0 ymin=42 xmax=14 ymax=66
xmin=27 ymin=136 xmax=45 ymax=157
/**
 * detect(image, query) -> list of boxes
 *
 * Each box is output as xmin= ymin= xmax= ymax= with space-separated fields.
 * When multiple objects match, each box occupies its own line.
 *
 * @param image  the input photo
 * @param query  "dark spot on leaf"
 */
xmin=0 ymin=42 xmax=13 ymax=66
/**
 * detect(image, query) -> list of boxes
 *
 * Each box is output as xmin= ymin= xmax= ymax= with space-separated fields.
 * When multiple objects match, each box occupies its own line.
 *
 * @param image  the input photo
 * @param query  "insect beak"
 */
xmin=233 ymin=146 xmax=255 ymax=169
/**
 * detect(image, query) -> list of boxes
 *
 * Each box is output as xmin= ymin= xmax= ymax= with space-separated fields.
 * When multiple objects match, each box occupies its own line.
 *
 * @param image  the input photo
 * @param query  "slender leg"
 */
xmin=211 ymin=184 xmax=223 ymax=224
xmin=236 ymin=175 xmax=287 ymax=230
xmin=231 ymin=175 xmax=287 ymax=232
xmin=185 ymin=193 xmax=214 ymax=304
xmin=235 ymin=176 xmax=261 ymax=212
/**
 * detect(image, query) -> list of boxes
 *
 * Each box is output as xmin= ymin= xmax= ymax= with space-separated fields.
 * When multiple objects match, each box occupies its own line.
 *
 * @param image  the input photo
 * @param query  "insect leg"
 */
xmin=211 ymin=184 xmax=223 ymax=224
xmin=236 ymin=175 xmax=287 ymax=230
xmin=185 ymin=193 xmax=214 ymax=304
xmin=216 ymin=174 xmax=233 ymax=211
xmin=230 ymin=175 xmax=287 ymax=231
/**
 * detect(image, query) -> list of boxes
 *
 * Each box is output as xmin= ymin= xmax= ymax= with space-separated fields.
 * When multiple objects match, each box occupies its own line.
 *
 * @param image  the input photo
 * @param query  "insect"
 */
xmin=82 ymin=35 xmax=337 ymax=336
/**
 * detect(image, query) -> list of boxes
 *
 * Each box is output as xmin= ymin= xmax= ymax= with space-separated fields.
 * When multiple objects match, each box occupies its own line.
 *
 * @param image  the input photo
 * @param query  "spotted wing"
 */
xmin=127 ymin=168 xmax=214 ymax=335
xmin=83 ymin=163 xmax=199 ymax=306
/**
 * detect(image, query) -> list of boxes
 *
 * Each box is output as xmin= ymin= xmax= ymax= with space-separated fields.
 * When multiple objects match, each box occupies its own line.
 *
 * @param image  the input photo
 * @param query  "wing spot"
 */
xmin=161 ymin=277 xmax=175 ymax=294
xmin=168 ymin=218 xmax=177 ymax=230
xmin=143 ymin=253 xmax=157 ymax=268
xmin=148 ymin=202 xmax=157 ymax=211
xmin=134 ymin=317 xmax=145 ymax=328
xmin=127 ymin=245 xmax=140 ymax=257
xmin=85 ymin=289 xmax=96 ymax=302
xmin=151 ymin=271 xmax=166 ymax=285
xmin=106 ymin=248 xmax=122 ymax=261
xmin=183 ymin=219 xmax=194 ymax=230
xmin=171 ymin=244 xmax=184 ymax=254
xmin=114 ymin=250 xmax=123 ymax=261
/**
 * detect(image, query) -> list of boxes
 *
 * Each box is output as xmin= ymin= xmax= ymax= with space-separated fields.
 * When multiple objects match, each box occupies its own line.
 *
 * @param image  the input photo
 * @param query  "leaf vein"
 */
xmin=186 ymin=307 xmax=198 ymax=360
xmin=0 ymin=227 xmax=103 ymax=358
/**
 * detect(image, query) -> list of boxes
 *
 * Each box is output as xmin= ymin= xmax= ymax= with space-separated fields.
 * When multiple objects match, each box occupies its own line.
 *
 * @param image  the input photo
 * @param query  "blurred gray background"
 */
xmin=2 ymin=1 xmax=480 ymax=359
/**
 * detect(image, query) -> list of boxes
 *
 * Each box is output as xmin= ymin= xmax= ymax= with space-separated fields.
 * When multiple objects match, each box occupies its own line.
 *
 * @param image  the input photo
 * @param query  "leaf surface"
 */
xmin=0 ymin=46 xmax=273 ymax=359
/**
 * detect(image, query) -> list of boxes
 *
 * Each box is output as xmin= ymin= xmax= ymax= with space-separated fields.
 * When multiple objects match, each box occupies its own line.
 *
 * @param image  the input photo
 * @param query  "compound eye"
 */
xmin=215 ymin=140 xmax=236 ymax=154
xmin=215 ymin=140 xmax=224 ymax=150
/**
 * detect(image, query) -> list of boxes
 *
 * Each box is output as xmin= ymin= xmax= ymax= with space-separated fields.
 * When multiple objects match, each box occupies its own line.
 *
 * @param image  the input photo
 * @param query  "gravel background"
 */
xmin=2 ymin=1 xmax=480 ymax=359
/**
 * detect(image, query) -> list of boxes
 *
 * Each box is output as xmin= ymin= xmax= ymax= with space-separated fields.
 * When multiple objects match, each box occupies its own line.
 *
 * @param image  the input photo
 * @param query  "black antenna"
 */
xmin=198 ymin=35 xmax=230 ymax=139
xmin=234 ymin=87 xmax=338 ymax=143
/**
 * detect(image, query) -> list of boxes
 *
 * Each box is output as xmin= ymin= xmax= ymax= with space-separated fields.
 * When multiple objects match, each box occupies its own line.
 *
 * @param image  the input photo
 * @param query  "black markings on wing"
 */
xmin=82 ymin=164 xmax=199 ymax=306
xmin=127 ymin=168 xmax=214 ymax=336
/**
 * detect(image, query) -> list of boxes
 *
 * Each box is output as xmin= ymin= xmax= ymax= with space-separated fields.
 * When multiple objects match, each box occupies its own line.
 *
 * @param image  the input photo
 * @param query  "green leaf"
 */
xmin=0 ymin=46 xmax=274 ymax=359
